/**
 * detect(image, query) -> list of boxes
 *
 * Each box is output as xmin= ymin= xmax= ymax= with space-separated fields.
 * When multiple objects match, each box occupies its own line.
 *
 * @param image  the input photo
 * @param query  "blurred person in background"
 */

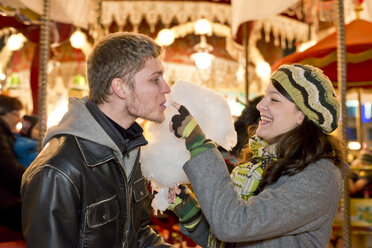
xmin=218 ymin=95 xmax=263 ymax=172
xmin=349 ymin=148 xmax=372 ymax=198
xmin=231 ymin=95 xmax=263 ymax=158
xmin=14 ymin=115 xmax=39 ymax=167
xmin=0 ymin=94 xmax=25 ymax=234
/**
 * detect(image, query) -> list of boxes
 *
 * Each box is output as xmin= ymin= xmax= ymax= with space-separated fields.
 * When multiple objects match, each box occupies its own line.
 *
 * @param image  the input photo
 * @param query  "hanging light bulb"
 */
xmin=191 ymin=35 xmax=214 ymax=69
xmin=156 ymin=29 xmax=175 ymax=46
xmin=7 ymin=33 xmax=26 ymax=51
xmin=192 ymin=52 xmax=214 ymax=69
xmin=70 ymin=29 xmax=86 ymax=49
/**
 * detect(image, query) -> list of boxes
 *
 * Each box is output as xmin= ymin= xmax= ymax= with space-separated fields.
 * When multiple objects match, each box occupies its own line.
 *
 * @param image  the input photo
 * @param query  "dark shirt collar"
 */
xmin=107 ymin=117 xmax=143 ymax=141
xmin=85 ymin=100 xmax=147 ymax=154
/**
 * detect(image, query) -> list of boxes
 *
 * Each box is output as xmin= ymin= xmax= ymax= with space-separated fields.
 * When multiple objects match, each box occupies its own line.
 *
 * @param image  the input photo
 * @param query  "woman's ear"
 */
xmin=112 ymin=78 xmax=126 ymax=99
xmin=296 ymin=111 xmax=305 ymax=125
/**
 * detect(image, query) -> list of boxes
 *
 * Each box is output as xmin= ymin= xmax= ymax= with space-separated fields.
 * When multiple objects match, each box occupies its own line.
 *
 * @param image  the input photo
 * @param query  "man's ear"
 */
xmin=112 ymin=78 xmax=126 ymax=98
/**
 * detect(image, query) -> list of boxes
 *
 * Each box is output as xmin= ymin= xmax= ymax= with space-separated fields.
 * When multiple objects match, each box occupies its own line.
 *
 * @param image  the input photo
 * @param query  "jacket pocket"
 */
xmin=86 ymin=194 xmax=119 ymax=228
xmin=132 ymin=177 xmax=149 ymax=202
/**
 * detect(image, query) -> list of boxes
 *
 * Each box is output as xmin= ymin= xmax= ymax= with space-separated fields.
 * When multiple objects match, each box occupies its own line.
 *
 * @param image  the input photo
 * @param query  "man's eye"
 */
xmin=152 ymin=78 xmax=160 ymax=84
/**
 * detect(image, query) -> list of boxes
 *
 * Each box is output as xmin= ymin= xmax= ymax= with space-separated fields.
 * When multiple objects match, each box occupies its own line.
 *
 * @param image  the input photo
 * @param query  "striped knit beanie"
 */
xmin=270 ymin=64 xmax=340 ymax=133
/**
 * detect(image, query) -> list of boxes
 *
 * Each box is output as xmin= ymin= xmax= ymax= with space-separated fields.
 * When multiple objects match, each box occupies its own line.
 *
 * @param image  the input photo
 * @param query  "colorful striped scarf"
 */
xmin=207 ymin=135 xmax=277 ymax=248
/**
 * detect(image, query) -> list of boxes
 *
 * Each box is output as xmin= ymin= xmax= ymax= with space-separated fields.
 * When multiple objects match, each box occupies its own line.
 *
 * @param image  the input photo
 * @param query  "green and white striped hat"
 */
xmin=271 ymin=64 xmax=340 ymax=133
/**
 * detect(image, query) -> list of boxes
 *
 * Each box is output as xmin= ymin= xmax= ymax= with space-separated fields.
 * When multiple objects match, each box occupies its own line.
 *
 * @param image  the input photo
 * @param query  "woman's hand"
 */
xmin=168 ymin=186 xmax=181 ymax=204
xmin=169 ymin=99 xmax=201 ymax=141
xmin=168 ymin=99 xmax=215 ymax=157
xmin=167 ymin=185 xmax=203 ymax=232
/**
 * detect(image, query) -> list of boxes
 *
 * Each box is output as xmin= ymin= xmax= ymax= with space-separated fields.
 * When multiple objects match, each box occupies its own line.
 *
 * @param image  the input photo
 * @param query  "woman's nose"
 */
xmin=256 ymin=98 xmax=265 ymax=111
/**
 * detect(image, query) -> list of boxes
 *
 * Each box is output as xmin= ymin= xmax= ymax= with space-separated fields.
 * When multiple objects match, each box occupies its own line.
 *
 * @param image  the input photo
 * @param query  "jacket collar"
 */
xmin=76 ymin=136 xmax=117 ymax=167
xmin=76 ymin=135 xmax=147 ymax=167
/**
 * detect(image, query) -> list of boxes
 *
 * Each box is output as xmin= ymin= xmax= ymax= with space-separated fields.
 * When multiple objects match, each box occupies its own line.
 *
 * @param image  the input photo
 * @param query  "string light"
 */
xmin=70 ymin=29 xmax=86 ymax=49
xmin=157 ymin=19 xmax=215 ymax=69
xmin=7 ymin=33 xmax=26 ymax=51
xmin=194 ymin=19 xmax=212 ymax=35
xmin=156 ymin=29 xmax=175 ymax=46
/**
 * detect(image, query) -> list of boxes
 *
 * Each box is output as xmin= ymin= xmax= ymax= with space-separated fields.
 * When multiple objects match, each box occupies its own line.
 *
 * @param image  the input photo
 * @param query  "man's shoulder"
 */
xmin=43 ymin=134 xmax=80 ymax=160
xmin=27 ymin=134 xmax=116 ymax=177
xmin=21 ymin=134 xmax=87 ymax=188
xmin=25 ymin=135 xmax=80 ymax=173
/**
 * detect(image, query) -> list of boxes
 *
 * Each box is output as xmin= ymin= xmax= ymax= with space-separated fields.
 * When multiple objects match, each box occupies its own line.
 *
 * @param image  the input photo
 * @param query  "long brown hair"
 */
xmin=257 ymin=116 xmax=345 ymax=191
xmin=240 ymin=79 xmax=346 ymax=190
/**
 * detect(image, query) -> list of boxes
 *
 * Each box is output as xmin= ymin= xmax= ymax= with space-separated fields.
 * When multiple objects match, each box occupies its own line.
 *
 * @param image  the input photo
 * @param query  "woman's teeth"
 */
xmin=261 ymin=116 xmax=272 ymax=122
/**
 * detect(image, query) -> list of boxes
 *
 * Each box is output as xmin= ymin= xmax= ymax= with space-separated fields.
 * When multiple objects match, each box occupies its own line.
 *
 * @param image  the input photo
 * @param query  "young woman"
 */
xmin=169 ymin=64 xmax=349 ymax=248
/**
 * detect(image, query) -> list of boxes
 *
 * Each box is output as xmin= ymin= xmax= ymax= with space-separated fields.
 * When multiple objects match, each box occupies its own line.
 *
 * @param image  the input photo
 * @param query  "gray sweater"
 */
xmin=181 ymin=148 xmax=348 ymax=248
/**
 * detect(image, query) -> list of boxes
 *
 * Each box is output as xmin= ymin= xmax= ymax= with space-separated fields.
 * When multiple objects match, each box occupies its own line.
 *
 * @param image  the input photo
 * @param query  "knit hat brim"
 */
xmin=271 ymin=64 xmax=340 ymax=133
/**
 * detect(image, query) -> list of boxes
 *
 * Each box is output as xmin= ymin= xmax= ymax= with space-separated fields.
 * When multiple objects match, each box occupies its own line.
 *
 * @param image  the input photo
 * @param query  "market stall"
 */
xmin=1 ymin=1 xmax=372 ymax=247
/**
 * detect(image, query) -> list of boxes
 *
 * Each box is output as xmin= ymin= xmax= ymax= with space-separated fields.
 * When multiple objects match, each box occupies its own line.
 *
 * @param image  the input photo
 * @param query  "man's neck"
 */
xmin=98 ymin=102 xmax=135 ymax=129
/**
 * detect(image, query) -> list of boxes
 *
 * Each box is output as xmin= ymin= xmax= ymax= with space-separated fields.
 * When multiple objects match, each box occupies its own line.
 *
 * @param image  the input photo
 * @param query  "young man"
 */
xmin=21 ymin=33 xmax=171 ymax=248
xmin=0 ymin=95 xmax=24 ymax=233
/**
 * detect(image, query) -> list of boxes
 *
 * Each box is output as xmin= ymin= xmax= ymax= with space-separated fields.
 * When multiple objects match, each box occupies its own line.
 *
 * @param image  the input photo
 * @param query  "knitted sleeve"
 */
xmin=171 ymin=105 xmax=215 ymax=158
xmin=168 ymin=185 xmax=203 ymax=232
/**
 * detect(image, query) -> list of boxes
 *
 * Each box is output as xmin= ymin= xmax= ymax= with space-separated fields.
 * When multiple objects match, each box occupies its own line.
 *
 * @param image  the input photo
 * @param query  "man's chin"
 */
xmin=154 ymin=116 xmax=165 ymax=124
xmin=145 ymin=114 xmax=165 ymax=124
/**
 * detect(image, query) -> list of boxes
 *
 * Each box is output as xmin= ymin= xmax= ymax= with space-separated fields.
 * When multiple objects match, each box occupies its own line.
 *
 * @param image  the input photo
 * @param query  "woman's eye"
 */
xmin=152 ymin=78 xmax=160 ymax=84
xmin=271 ymin=98 xmax=279 ymax=102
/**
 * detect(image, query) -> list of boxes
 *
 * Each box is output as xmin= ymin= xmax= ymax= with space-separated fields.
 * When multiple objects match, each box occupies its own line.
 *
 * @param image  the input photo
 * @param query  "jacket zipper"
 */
xmin=117 ymin=138 xmax=146 ymax=247
xmin=115 ymin=158 xmax=130 ymax=248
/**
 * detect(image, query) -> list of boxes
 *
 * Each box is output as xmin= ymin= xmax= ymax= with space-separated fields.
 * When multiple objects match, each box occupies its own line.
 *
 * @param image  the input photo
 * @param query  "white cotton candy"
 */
xmin=141 ymin=80 xmax=237 ymax=213
xmin=170 ymin=81 xmax=237 ymax=150
xmin=151 ymin=187 xmax=171 ymax=215
xmin=141 ymin=106 xmax=190 ymax=189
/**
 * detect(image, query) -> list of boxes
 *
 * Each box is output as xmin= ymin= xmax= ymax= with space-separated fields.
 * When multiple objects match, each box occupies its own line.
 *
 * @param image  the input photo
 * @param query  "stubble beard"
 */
xmin=127 ymin=94 xmax=164 ymax=124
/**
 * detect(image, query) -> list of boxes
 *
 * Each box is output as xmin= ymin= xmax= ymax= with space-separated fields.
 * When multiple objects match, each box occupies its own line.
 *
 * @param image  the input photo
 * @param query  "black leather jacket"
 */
xmin=21 ymin=133 xmax=171 ymax=248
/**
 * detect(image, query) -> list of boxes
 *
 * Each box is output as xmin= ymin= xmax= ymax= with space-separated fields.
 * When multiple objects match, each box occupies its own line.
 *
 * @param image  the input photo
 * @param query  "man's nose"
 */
xmin=162 ymin=81 xmax=171 ymax=94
